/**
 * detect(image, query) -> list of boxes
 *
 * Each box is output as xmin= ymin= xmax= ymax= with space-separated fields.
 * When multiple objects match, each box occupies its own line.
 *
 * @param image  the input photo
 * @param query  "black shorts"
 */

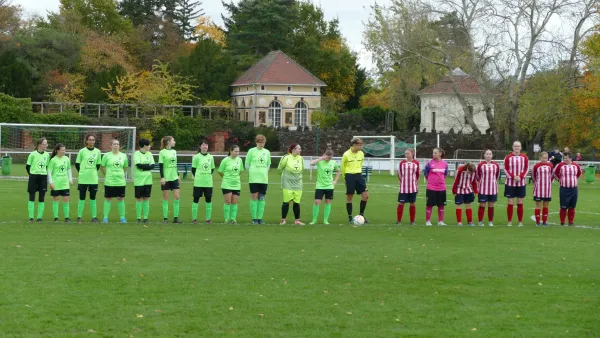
xmin=222 ymin=189 xmax=240 ymax=196
xmin=426 ymin=190 xmax=447 ymax=207
xmin=249 ymin=183 xmax=268 ymax=195
xmin=135 ymin=185 xmax=152 ymax=199
xmin=345 ymin=174 xmax=367 ymax=195
xmin=560 ymin=187 xmax=578 ymax=209
xmin=78 ymin=184 xmax=98 ymax=193
xmin=105 ymin=186 xmax=126 ymax=198
xmin=533 ymin=196 xmax=551 ymax=202
xmin=398 ymin=192 xmax=417 ymax=204
xmin=194 ymin=187 xmax=213 ymax=199
xmin=161 ymin=179 xmax=180 ymax=191
xmin=27 ymin=174 xmax=47 ymax=194
xmin=315 ymin=189 xmax=334 ymax=200
xmin=455 ymin=192 xmax=475 ymax=205
xmin=504 ymin=185 xmax=526 ymax=199
xmin=50 ymin=189 xmax=70 ymax=197
xmin=478 ymin=194 xmax=498 ymax=203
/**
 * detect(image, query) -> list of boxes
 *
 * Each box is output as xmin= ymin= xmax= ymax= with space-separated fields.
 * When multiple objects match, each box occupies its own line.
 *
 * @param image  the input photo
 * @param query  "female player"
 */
xmin=133 ymin=138 xmax=155 ymax=224
xmin=26 ymin=137 xmax=49 ymax=222
xmin=48 ymin=143 xmax=73 ymax=223
xmin=218 ymin=144 xmax=244 ymax=224
xmin=191 ymin=140 xmax=215 ymax=224
xmin=452 ymin=163 xmax=478 ymax=226
xmin=532 ymin=152 xmax=553 ymax=226
xmin=75 ymin=134 xmax=102 ymax=223
xmin=554 ymin=152 xmax=582 ymax=226
xmin=397 ymin=148 xmax=420 ymax=225
xmin=424 ymin=147 xmax=448 ymax=226
xmin=278 ymin=144 xmax=305 ymax=225
xmin=159 ymin=136 xmax=182 ymax=224
xmin=309 ymin=149 xmax=340 ymax=225
xmin=504 ymin=141 xmax=529 ymax=227
xmin=476 ymin=150 xmax=500 ymax=226
xmin=246 ymin=134 xmax=271 ymax=224
xmin=101 ymin=139 xmax=128 ymax=223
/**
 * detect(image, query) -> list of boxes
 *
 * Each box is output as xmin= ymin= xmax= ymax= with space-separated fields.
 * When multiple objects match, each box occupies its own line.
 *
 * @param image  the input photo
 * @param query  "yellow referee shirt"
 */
xmin=341 ymin=148 xmax=364 ymax=175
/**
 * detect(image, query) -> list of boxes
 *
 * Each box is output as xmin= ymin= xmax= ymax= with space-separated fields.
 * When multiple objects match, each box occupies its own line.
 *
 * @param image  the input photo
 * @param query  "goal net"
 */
xmin=0 ymin=123 xmax=136 ymax=179
xmin=453 ymin=149 xmax=509 ymax=160
xmin=354 ymin=135 xmax=423 ymax=175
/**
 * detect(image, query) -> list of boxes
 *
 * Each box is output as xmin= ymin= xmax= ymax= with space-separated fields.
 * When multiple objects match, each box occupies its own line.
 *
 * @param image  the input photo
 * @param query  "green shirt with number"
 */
xmin=27 ymin=151 xmax=49 ymax=175
xmin=48 ymin=156 xmax=71 ymax=190
xmin=246 ymin=147 xmax=271 ymax=184
xmin=133 ymin=150 xmax=155 ymax=186
xmin=192 ymin=152 xmax=215 ymax=188
xmin=101 ymin=152 xmax=128 ymax=187
xmin=75 ymin=147 xmax=101 ymax=184
xmin=218 ymin=156 xmax=244 ymax=190
xmin=316 ymin=160 xmax=339 ymax=190
xmin=159 ymin=149 xmax=179 ymax=181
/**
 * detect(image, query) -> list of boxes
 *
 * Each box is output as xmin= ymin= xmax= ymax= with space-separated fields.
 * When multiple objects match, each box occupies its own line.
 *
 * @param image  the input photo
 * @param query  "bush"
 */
xmin=0 ymin=93 xmax=32 ymax=123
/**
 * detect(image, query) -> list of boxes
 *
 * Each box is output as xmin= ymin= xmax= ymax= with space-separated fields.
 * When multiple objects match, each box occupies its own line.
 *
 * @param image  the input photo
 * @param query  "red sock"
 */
xmin=478 ymin=206 xmax=485 ymax=222
xmin=397 ymin=204 xmax=404 ymax=222
xmin=409 ymin=205 xmax=416 ymax=223
xmin=488 ymin=207 xmax=494 ymax=222
xmin=560 ymin=208 xmax=567 ymax=224
xmin=456 ymin=209 xmax=462 ymax=223
xmin=542 ymin=207 xmax=548 ymax=223
xmin=466 ymin=208 xmax=473 ymax=223
xmin=535 ymin=208 xmax=541 ymax=224
xmin=507 ymin=204 xmax=514 ymax=222
xmin=568 ymin=208 xmax=575 ymax=224
xmin=517 ymin=204 xmax=524 ymax=222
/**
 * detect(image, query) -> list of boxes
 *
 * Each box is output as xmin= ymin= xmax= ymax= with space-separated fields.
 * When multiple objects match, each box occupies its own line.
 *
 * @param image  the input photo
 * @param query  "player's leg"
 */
xmin=311 ymin=190 xmax=323 ymax=225
xmin=504 ymin=184 xmax=515 ymax=226
xmin=172 ymin=186 xmax=181 ymax=223
xmin=323 ymin=193 xmax=333 ymax=225
xmin=567 ymin=188 xmax=577 ymax=226
xmin=256 ymin=185 xmax=268 ymax=224
xmin=205 ymin=188 xmax=213 ymax=223
xmin=103 ymin=191 xmax=112 ymax=223
xmin=477 ymin=195 xmax=486 ymax=225
xmin=37 ymin=182 xmax=47 ymax=222
xmin=292 ymin=191 xmax=304 ymax=225
xmin=162 ymin=184 xmax=170 ymax=222
xmin=358 ymin=176 xmax=369 ymax=222
xmin=117 ymin=187 xmax=126 ymax=223
xmin=77 ymin=184 xmax=87 ymax=222
xmin=437 ymin=191 xmax=447 ymax=226
xmin=223 ymin=191 xmax=232 ymax=223
xmin=143 ymin=185 xmax=151 ymax=223
xmin=62 ymin=193 xmax=70 ymax=222
xmin=89 ymin=185 xmax=98 ymax=222
xmin=135 ymin=186 xmax=144 ymax=222
xmin=230 ymin=192 xmax=240 ymax=223
xmin=487 ymin=201 xmax=496 ymax=226
xmin=250 ymin=185 xmax=259 ymax=223
xmin=542 ymin=201 xmax=549 ymax=226
xmin=409 ymin=199 xmax=416 ymax=225
xmin=425 ymin=190 xmax=434 ymax=226
xmin=465 ymin=204 xmax=473 ymax=226
xmin=534 ymin=200 xmax=542 ymax=225
xmin=455 ymin=194 xmax=464 ymax=226
xmin=192 ymin=187 xmax=201 ymax=223
xmin=52 ymin=191 xmax=60 ymax=222
xmin=345 ymin=174 xmax=355 ymax=223
xmin=516 ymin=197 xmax=525 ymax=226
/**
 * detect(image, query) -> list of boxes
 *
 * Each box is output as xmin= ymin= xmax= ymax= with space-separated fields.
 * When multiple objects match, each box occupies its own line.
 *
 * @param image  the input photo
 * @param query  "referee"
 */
xmin=341 ymin=138 xmax=369 ymax=224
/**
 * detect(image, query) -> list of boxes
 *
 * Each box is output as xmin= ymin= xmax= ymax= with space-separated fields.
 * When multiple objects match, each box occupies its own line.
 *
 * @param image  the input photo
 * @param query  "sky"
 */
xmin=12 ymin=0 xmax=390 ymax=70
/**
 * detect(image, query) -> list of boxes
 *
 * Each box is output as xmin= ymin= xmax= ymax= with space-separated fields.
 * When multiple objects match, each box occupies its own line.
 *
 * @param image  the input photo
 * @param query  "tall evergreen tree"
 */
xmin=174 ymin=0 xmax=203 ymax=41
xmin=118 ymin=0 xmax=159 ymax=27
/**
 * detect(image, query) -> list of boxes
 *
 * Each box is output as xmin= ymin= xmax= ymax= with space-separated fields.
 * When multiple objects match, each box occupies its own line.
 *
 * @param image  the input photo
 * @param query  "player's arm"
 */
xmin=68 ymin=165 xmax=73 ymax=185
xmin=211 ymin=156 xmax=215 ymax=174
xmin=340 ymin=153 xmax=346 ymax=176
xmin=245 ymin=150 xmax=252 ymax=171
xmin=311 ymin=157 xmax=322 ymax=166
xmin=397 ymin=161 xmax=403 ymax=181
xmin=277 ymin=155 xmax=288 ymax=174
xmin=100 ymin=154 xmax=107 ymax=175
xmin=240 ymin=158 xmax=245 ymax=173
xmin=266 ymin=153 xmax=271 ymax=171
xmin=444 ymin=161 xmax=448 ymax=178
xmin=471 ymin=175 xmax=478 ymax=194
xmin=123 ymin=155 xmax=129 ymax=173
xmin=423 ymin=161 xmax=430 ymax=179
xmin=218 ymin=158 xmax=226 ymax=178
xmin=333 ymin=164 xmax=341 ymax=185
xmin=476 ymin=162 xmax=483 ymax=181
xmin=576 ymin=163 xmax=582 ymax=178
xmin=519 ymin=156 xmax=529 ymax=179
xmin=47 ymin=162 xmax=54 ymax=189
xmin=532 ymin=163 xmax=539 ymax=182
xmin=191 ymin=156 xmax=198 ymax=177
xmin=25 ymin=153 xmax=33 ymax=175
xmin=553 ymin=163 xmax=562 ymax=181
xmin=75 ymin=151 xmax=81 ymax=172
xmin=494 ymin=163 xmax=500 ymax=181
xmin=452 ymin=166 xmax=462 ymax=195
xmin=504 ymin=156 xmax=515 ymax=178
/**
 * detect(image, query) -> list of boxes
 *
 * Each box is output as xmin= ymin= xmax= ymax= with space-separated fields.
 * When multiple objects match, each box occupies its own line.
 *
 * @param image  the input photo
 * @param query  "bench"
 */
xmin=151 ymin=163 xmax=193 ymax=179
xmin=362 ymin=166 xmax=373 ymax=182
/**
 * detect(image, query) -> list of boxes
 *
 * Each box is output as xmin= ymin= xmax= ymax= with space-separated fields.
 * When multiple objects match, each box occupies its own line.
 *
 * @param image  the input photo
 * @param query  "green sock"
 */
xmin=28 ymin=201 xmax=35 ymax=219
xmin=37 ymin=202 xmax=45 ymax=219
xmin=78 ymin=200 xmax=85 ymax=218
xmin=63 ymin=202 xmax=70 ymax=219
xmin=143 ymin=200 xmax=150 ymax=219
xmin=250 ymin=200 xmax=258 ymax=219
xmin=104 ymin=200 xmax=112 ymax=219
xmin=173 ymin=200 xmax=180 ymax=218
xmin=118 ymin=200 xmax=125 ymax=219
xmin=231 ymin=204 xmax=238 ymax=220
xmin=324 ymin=204 xmax=332 ymax=222
xmin=223 ymin=204 xmax=231 ymax=221
xmin=192 ymin=202 xmax=199 ymax=220
xmin=136 ymin=201 xmax=143 ymax=219
xmin=53 ymin=201 xmax=59 ymax=219
xmin=162 ymin=200 xmax=169 ymax=219
xmin=257 ymin=200 xmax=266 ymax=220
xmin=312 ymin=204 xmax=320 ymax=222
xmin=90 ymin=200 xmax=97 ymax=218
xmin=206 ymin=202 xmax=213 ymax=221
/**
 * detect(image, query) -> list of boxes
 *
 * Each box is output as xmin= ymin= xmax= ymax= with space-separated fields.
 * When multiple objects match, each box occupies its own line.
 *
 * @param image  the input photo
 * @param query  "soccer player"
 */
xmin=278 ymin=143 xmax=305 ymax=225
xmin=309 ymin=149 xmax=340 ymax=225
xmin=246 ymin=134 xmax=271 ymax=224
xmin=75 ymin=134 xmax=101 ymax=223
xmin=424 ymin=148 xmax=448 ymax=226
xmin=554 ymin=152 xmax=582 ymax=226
xmin=159 ymin=136 xmax=182 ymax=224
xmin=26 ymin=137 xmax=49 ymax=222
xmin=133 ymin=138 xmax=155 ymax=224
xmin=397 ymin=149 xmax=420 ymax=225
xmin=48 ymin=143 xmax=73 ymax=223
xmin=191 ymin=140 xmax=215 ymax=224
xmin=341 ymin=138 xmax=369 ymax=224
xmin=218 ymin=145 xmax=244 ymax=224
xmin=101 ymin=139 xmax=128 ymax=223
xmin=504 ymin=141 xmax=529 ymax=227
xmin=532 ymin=152 xmax=553 ymax=226
xmin=476 ymin=150 xmax=500 ymax=227
xmin=452 ymin=163 xmax=478 ymax=226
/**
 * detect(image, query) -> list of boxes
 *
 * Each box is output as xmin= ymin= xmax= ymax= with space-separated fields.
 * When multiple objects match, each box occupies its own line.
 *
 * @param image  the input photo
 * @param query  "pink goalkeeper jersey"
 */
xmin=424 ymin=159 xmax=448 ymax=191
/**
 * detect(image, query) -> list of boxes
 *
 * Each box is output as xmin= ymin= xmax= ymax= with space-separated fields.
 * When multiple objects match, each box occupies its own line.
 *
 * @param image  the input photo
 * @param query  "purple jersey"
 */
xmin=424 ymin=159 xmax=448 ymax=191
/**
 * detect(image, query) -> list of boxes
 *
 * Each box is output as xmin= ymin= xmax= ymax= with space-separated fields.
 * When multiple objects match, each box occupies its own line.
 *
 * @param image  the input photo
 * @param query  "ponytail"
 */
xmin=228 ymin=144 xmax=239 ymax=156
xmin=50 ymin=143 xmax=65 ymax=160
xmin=161 ymin=136 xmax=173 ymax=150
xmin=288 ymin=143 xmax=298 ymax=154
xmin=35 ymin=137 xmax=46 ymax=151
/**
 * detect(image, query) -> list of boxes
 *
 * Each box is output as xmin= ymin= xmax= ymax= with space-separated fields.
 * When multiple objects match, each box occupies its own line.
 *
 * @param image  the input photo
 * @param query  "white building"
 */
xmin=419 ymin=68 xmax=493 ymax=134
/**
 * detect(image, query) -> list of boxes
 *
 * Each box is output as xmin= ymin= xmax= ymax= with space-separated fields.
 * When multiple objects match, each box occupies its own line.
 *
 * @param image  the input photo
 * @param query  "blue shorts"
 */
xmin=455 ymin=193 xmax=475 ymax=205
xmin=533 ymin=196 xmax=551 ymax=202
xmin=504 ymin=185 xmax=526 ymax=199
xmin=559 ymin=187 xmax=578 ymax=209
xmin=398 ymin=192 xmax=417 ymax=204
xmin=478 ymin=194 xmax=498 ymax=203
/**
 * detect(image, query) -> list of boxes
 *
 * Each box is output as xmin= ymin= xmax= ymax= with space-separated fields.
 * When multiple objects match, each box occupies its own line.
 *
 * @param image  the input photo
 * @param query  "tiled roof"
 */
xmin=232 ymin=50 xmax=326 ymax=86
xmin=420 ymin=68 xmax=480 ymax=95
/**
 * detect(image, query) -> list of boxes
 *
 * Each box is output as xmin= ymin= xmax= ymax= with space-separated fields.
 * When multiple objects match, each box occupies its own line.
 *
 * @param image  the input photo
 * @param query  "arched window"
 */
xmin=294 ymin=101 xmax=308 ymax=127
xmin=268 ymin=101 xmax=282 ymax=127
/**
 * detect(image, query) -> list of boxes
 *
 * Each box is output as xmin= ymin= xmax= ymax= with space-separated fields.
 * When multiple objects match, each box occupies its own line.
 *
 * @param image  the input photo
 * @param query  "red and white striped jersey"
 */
xmin=554 ymin=162 xmax=582 ymax=188
xmin=504 ymin=153 xmax=529 ymax=187
xmin=398 ymin=159 xmax=420 ymax=193
xmin=452 ymin=165 xmax=478 ymax=194
xmin=533 ymin=162 xmax=553 ymax=198
xmin=477 ymin=161 xmax=500 ymax=195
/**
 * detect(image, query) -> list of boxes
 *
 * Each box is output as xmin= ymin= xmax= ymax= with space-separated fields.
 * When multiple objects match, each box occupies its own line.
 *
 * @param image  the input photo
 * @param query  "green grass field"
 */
xmin=0 ymin=171 xmax=599 ymax=336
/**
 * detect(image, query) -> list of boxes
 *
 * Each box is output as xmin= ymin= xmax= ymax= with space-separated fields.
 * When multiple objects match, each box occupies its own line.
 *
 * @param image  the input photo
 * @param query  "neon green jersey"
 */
xmin=246 ymin=147 xmax=271 ymax=184
xmin=75 ymin=147 xmax=101 ymax=184
xmin=277 ymin=154 xmax=304 ymax=190
xmin=133 ymin=150 xmax=155 ymax=186
xmin=218 ymin=156 xmax=244 ymax=190
xmin=27 ymin=151 xmax=49 ymax=175
xmin=192 ymin=152 xmax=215 ymax=188
xmin=101 ymin=152 xmax=128 ymax=186
xmin=159 ymin=149 xmax=178 ymax=181
xmin=48 ymin=156 xmax=71 ymax=190
xmin=316 ymin=160 xmax=339 ymax=189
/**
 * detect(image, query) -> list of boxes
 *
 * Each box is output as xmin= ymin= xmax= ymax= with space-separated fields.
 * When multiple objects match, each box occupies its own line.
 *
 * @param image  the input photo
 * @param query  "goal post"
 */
xmin=353 ymin=135 xmax=396 ymax=175
xmin=0 ymin=123 xmax=137 ymax=179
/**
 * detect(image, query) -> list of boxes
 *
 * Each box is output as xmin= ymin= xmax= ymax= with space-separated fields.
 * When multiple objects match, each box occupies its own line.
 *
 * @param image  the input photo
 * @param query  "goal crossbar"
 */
xmin=353 ymin=135 xmax=397 ymax=175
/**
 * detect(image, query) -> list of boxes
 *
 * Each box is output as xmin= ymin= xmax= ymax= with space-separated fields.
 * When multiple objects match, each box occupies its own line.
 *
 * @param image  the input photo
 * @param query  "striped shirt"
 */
xmin=477 ymin=161 xmax=499 ymax=195
xmin=504 ymin=153 xmax=529 ymax=187
xmin=341 ymin=149 xmax=364 ymax=175
xmin=532 ymin=162 xmax=553 ymax=198
xmin=398 ymin=160 xmax=420 ymax=193
xmin=554 ymin=162 xmax=582 ymax=188
xmin=452 ymin=165 xmax=478 ymax=194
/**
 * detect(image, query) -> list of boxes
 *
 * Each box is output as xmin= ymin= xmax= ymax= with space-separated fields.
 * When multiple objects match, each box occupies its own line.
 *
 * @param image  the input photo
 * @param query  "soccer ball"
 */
xmin=353 ymin=215 xmax=365 ymax=225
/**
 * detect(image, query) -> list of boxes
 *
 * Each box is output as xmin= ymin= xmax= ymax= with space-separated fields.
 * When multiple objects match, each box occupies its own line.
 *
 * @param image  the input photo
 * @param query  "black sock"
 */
xmin=293 ymin=203 xmax=300 ymax=219
xmin=346 ymin=202 xmax=353 ymax=220
xmin=282 ymin=203 xmax=289 ymax=219
xmin=360 ymin=200 xmax=367 ymax=215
